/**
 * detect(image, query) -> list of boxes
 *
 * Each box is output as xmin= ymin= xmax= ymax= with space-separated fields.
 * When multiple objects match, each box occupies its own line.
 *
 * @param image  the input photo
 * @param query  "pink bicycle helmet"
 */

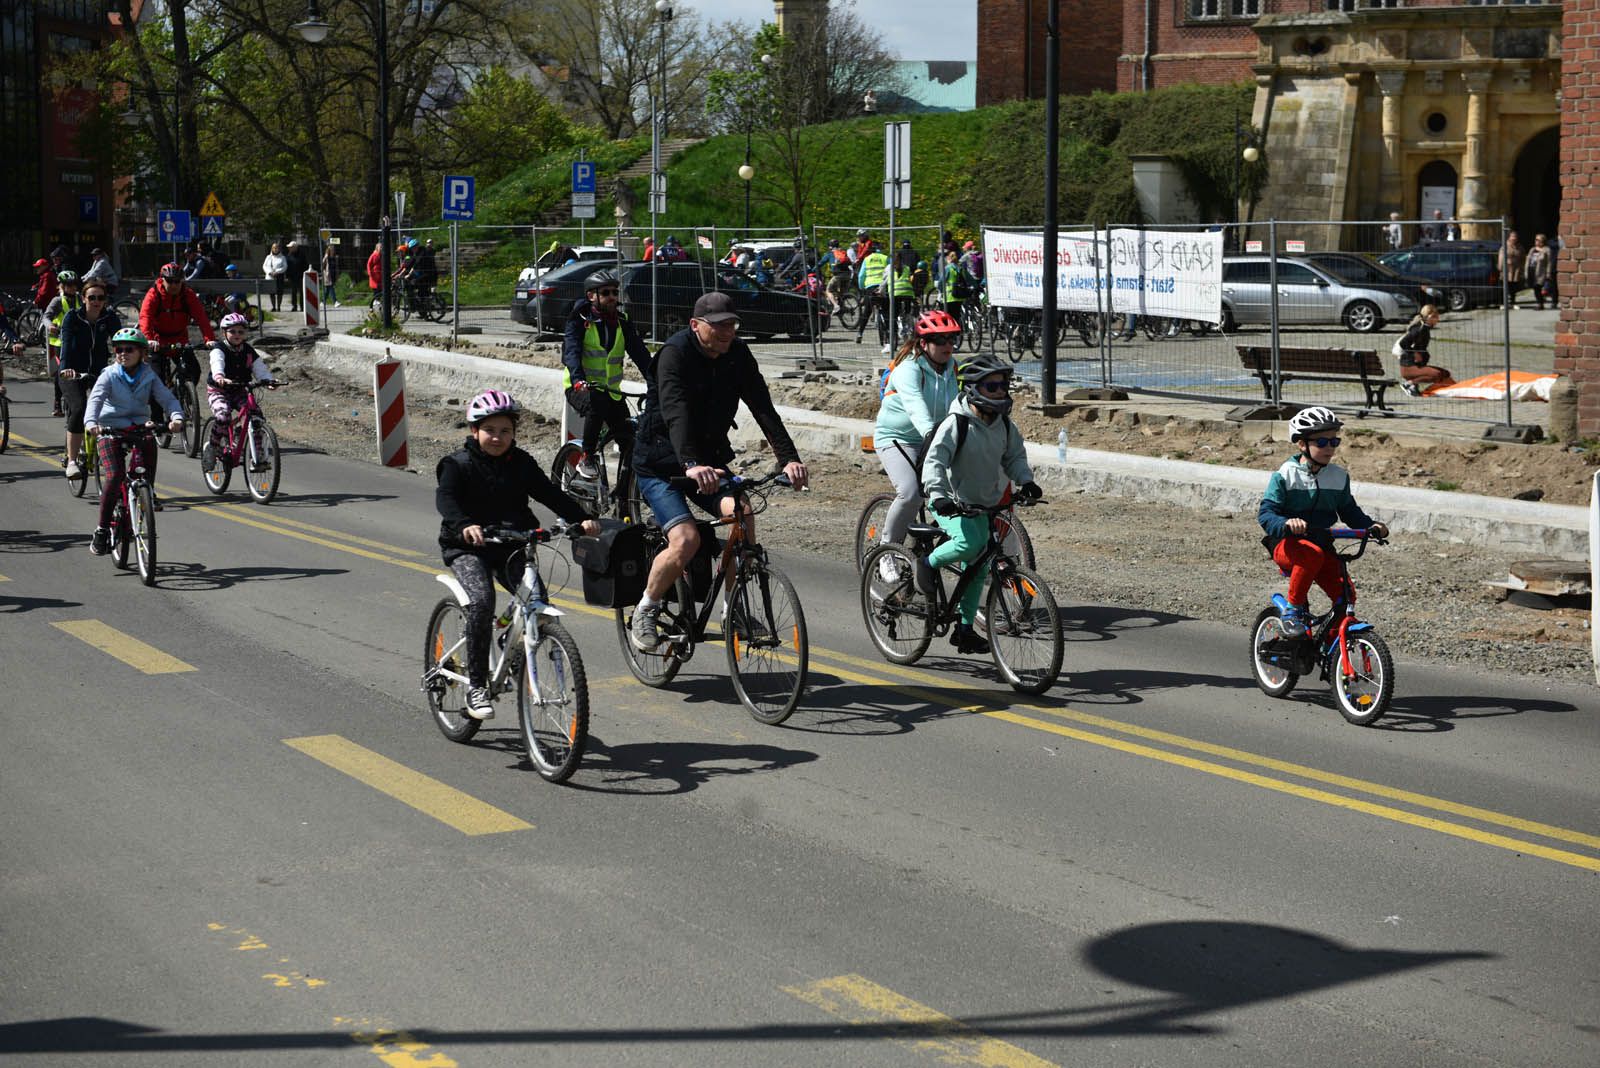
xmin=466 ymin=389 xmax=520 ymax=425
xmin=219 ymin=312 xmax=250 ymax=331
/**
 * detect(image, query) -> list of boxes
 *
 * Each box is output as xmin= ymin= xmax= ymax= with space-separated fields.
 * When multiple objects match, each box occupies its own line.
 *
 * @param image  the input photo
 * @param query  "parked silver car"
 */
xmin=1221 ymin=256 xmax=1417 ymax=333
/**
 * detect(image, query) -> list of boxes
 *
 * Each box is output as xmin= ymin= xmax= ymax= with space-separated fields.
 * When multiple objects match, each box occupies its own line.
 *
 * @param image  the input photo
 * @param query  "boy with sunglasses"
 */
xmin=1258 ymin=406 xmax=1389 ymax=637
xmin=561 ymin=268 xmax=651 ymax=481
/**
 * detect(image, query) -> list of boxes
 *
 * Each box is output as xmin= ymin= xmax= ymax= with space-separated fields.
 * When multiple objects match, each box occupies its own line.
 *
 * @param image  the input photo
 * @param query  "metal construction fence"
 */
xmin=298 ymin=214 xmax=1548 ymax=432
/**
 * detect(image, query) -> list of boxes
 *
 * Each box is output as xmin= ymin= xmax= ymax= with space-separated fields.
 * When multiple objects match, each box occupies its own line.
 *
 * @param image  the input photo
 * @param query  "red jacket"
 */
xmin=33 ymin=270 xmax=58 ymax=308
xmin=366 ymin=247 xmax=383 ymax=289
xmin=139 ymin=280 xmax=215 ymax=347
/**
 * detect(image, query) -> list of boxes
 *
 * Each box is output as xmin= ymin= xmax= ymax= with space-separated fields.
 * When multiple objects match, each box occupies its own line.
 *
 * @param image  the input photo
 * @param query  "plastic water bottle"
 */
xmin=1056 ymin=427 xmax=1069 ymax=463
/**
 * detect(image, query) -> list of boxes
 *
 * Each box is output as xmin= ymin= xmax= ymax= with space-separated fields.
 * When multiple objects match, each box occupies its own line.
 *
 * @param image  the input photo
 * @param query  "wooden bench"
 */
xmin=1237 ymin=346 xmax=1396 ymax=413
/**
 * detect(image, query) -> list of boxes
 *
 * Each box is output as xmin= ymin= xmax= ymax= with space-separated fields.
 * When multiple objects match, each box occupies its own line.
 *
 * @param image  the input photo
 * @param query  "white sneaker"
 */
xmin=64 ymin=460 xmax=83 ymax=479
xmin=880 ymin=344 xmax=891 ymax=354
xmin=877 ymin=554 xmax=904 ymax=583
xmin=575 ymin=456 xmax=600 ymax=481
xmin=465 ymin=687 xmax=495 ymax=720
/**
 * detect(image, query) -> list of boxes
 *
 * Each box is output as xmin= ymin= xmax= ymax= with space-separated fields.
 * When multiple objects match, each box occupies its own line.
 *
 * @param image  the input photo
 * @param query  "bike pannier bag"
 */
xmin=572 ymin=519 xmax=650 ymax=607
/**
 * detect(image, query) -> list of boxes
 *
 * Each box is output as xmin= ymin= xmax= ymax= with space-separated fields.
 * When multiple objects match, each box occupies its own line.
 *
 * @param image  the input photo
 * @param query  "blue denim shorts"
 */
xmin=636 ymin=473 xmax=729 ymax=533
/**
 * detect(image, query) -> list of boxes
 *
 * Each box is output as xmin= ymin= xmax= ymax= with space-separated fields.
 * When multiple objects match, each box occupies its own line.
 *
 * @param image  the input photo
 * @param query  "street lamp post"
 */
xmin=295 ymin=0 xmax=392 ymax=329
xmin=1232 ymin=102 xmax=1260 ymax=252
xmin=739 ymin=53 xmax=773 ymax=240
xmin=649 ymin=0 xmax=673 ymax=340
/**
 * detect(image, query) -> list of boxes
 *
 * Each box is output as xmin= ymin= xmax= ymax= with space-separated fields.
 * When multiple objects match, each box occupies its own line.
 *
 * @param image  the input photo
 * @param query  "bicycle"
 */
xmin=615 ymin=470 xmax=809 ymax=725
xmin=1 ymin=292 xmax=45 ymax=347
xmin=149 ymin=343 xmax=202 ymax=456
xmin=421 ymin=522 xmax=591 ymax=783
xmin=95 ymin=425 xmax=161 ymax=586
xmin=404 ymin=283 xmax=447 ymax=323
xmin=853 ymin=473 xmax=1035 ymax=574
xmin=65 ymin=420 xmax=102 ymax=498
xmin=200 ymin=379 xmax=283 ymax=504
xmin=203 ymin=292 xmax=261 ymax=330
xmin=549 ymin=379 xmax=646 ymax=523
xmin=860 ymin=497 xmax=1062 ymax=695
xmin=1248 ymin=527 xmax=1394 ymax=726
xmin=0 ymin=386 xmax=8 ymax=454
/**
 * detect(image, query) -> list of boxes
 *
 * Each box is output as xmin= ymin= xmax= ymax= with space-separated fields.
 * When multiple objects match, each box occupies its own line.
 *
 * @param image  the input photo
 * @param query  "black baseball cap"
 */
xmin=691 ymin=291 xmax=738 ymax=323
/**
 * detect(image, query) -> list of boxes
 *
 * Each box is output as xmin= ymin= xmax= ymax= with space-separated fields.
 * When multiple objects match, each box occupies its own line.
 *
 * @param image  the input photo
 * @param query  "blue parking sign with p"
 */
xmin=572 ymin=161 xmax=595 ymax=194
xmin=442 ymin=175 xmax=475 ymax=220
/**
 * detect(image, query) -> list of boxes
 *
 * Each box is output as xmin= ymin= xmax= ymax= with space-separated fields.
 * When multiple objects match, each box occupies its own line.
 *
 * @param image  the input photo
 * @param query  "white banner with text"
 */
xmin=982 ymin=228 xmax=1224 ymax=323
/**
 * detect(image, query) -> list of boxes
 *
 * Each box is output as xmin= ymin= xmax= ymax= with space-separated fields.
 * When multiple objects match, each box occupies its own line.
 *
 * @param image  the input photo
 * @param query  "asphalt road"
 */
xmin=2 ymin=374 xmax=1596 ymax=1067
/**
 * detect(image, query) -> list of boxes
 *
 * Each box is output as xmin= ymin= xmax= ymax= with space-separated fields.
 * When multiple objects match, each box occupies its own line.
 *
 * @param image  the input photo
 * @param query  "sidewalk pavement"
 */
xmin=296 ymin=332 xmax=1589 ymax=558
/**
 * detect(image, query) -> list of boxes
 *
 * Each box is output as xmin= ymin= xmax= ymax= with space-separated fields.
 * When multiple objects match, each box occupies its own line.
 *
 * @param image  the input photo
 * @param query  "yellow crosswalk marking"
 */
xmin=51 ymin=620 xmax=196 ymax=674
xmin=284 ymin=735 xmax=531 ymax=835
xmin=785 ymin=974 xmax=1060 ymax=1067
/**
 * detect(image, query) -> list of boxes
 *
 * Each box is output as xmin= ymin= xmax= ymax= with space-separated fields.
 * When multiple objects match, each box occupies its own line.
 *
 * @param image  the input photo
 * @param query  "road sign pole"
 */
xmin=578 ymin=149 xmax=586 ymax=245
xmin=451 ymin=219 xmax=459 ymax=346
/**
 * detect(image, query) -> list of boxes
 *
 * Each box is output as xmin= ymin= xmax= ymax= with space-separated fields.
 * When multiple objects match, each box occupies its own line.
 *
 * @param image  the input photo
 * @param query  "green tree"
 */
xmin=417 ymin=67 xmax=583 ymax=193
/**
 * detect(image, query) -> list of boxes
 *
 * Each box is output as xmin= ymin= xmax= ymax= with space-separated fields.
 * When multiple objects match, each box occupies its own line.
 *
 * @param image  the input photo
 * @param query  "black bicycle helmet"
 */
xmin=585 ymin=268 xmax=619 ymax=292
xmin=957 ymin=355 xmax=1015 ymax=416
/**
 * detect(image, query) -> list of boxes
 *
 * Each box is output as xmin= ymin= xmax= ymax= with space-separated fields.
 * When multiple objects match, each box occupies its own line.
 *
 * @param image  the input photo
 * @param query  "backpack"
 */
xmin=914 ymin=410 xmax=1013 ymax=494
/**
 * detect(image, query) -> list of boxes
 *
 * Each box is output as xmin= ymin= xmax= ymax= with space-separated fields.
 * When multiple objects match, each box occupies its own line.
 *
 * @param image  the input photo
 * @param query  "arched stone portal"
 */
xmin=1512 ymin=126 xmax=1561 ymax=240
xmin=1416 ymin=160 xmax=1459 ymax=224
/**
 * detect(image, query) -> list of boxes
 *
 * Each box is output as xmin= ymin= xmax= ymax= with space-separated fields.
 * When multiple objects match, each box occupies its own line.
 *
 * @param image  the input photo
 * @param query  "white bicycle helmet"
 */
xmin=466 ymin=389 xmax=520 ymax=425
xmin=1288 ymin=405 xmax=1343 ymax=442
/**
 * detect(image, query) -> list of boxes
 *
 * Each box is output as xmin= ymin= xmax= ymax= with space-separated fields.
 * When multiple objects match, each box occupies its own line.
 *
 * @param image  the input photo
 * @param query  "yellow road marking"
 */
xmin=0 ymin=573 xmax=9 ymax=581
xmin=51 ymin=619 xmax=196 ymax=674
xmin=785 ymin=974 xmax=1059 ymax=1068
xmin=285 ymin=735 xmax=531 ymax=835
xmin=213 ymin=503 xmax=426 ymax=556
xmin=808 ymin=646 xmax=1600 ymax=851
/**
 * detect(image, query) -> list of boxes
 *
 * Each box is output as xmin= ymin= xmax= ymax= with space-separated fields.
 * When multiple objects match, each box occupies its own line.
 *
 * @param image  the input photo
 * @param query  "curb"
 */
xmin=285 ymin=334 xmax=1589 ymax=558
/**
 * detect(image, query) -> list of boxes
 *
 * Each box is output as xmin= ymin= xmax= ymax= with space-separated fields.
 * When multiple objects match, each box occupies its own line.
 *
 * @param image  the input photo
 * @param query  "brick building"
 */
xmin=975 ymin=0 xmax=1123 ymax=104
xmin=1556 ymin=0 xmax=1598 ymax=437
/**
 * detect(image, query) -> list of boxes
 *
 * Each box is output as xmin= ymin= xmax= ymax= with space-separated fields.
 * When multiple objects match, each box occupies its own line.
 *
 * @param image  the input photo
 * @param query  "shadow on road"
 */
xmin=1061 ymin=604 xmax=1190 ymax=643
xmin=0 ymin=530 xmax=86 ymax=554
xmin=1369 ymin=690 xmax=1582 ymax=731
xmin=0 ymin=467 xmax=60 ymax=486
xmin=149 ymin=562 xmax=350 ymax=591
xmin=0 ymin=594 xmax=84 ymax=613
xmin=0 ymin=921 xmax=1491 ymax=1054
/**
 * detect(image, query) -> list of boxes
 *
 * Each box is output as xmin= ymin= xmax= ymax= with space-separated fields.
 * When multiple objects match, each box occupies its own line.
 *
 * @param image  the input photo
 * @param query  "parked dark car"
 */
xmin=1302 ymin=252 xmax=1444 ymax=311
xmin=523 ymin=259 xmax=826 ymax=340
xmin=1376 ymin=241 xmax=1501 ymax=311
xmin=510 ymin=245 xmax=620 ymax=324
xmin=519 ymin=258 xmax=607 ymax=333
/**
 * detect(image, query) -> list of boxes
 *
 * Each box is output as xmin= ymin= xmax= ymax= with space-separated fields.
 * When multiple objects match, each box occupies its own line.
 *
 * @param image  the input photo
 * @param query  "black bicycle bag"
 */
xmin=572 ymin=519 xmax=651 ymax=608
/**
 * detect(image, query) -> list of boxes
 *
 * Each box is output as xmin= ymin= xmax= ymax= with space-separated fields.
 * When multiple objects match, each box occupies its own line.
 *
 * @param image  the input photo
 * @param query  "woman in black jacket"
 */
xmin=57 ymin=279 xmax=122 ymax=477
xmin=435 ymin=389 xmax=598 ymax=721
xmin=1395 ymin=304 xmax=1451 ymax=397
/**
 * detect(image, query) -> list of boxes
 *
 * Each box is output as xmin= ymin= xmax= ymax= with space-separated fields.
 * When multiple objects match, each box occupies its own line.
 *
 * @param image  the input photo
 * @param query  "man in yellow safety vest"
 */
xmin=855 ymin=241 xmax=890 ymax=349
xmin=561 ymin=268 xmax=653 ymax=480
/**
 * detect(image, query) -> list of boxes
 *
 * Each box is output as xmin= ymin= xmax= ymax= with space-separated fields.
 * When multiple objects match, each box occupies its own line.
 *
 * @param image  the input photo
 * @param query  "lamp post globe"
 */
xmin=738 ymin=164 xmax=755 ymax=182
xmin=1243 ymin=145 xmax=1259 ymax=163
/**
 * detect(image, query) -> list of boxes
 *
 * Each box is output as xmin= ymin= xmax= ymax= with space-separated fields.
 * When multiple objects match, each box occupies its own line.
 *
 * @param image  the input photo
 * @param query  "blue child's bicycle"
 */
xmin=1248 ymin=527 xmax=1394 ymax=726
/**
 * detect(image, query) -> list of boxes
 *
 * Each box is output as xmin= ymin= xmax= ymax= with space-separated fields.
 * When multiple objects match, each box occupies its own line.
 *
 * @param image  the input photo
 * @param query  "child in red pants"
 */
xmin=1258 ymin=406 xmax=1389 ymax=636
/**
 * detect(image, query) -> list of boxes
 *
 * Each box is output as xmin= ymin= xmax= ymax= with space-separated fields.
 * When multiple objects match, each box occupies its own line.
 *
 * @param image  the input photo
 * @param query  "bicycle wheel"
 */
xmin=178 ymin=383 xmax=202 ymax=457
xmin=110 ymin=501 xmax=131 ymax=570
xmin=519 ymin=620 xmax=589 ymax=783
xmin=615 ymin=576 xmax=693 ymax=687
xmin=89 ymin=439 xmax=101 ymax=497
xmin=1248 ymin=608 xmax=1299 ymax=698
xmin=111 ymin=298 xmax=139 ymax=323
xmin=17 ymin=308 xmax=44 ymax=346
xmin=725 ymin=560 xmax=807 ymax=725
xmin=1076 ymin=314 xmax=1103 ymax=348
xmin=201 ymin=418 xmax=232 ymax=494
xmin=423 ymin=598 xmax=481 ymax=743
xmin=66 ymin=449 xmax=87 ymax=497
xmin=550 ymin=440 xmax=606 ymax=514
xmin=852 ymin=492 xmax=898 ymax=574
xmin=131 ymin=482 xmax=157 ymax=586
xmin=245 ymin=420 xmax=281 ymax=504
xmin=859 ymin=544 xmax=934 ymax=665
xmin=424 ymin=292 xmax=448 ymax=323
xmin=0 ymin=393 xmax=8 ymax=453
xmin=1330 ymin=629 xmax=1394 ymax=726
xmin=993 ymin=507 xmax=1036 ymax=569
xmin=985 ymin=563 xmax=1062 ymax=695
xmin=837 ymin=291 xmax=862 ymax=331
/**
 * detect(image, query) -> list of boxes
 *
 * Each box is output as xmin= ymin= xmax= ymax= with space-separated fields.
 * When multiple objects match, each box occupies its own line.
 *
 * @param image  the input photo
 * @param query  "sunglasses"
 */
xmin=976 ymin=378 xmax=1010 ymax=393
xmin=593 ymin=288 xmax=618 ymax=297
xmin=85 ymin=295 xmax=108 ymax=302
xmin=1308 ymin=436 xmax=1341 ymax=448
xmin=925 ymin=334 xmax=959 ymax=346
xmin=703 ymin=319 xmax=739 ymax=331
xmin=112 ymin=345 xmax=142 ymax=355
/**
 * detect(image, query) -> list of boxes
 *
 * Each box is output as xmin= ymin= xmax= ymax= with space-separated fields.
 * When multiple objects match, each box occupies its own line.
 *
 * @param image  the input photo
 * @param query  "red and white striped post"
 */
xmin=303 ymin=268 xmax=322 ymax=328
xmin=373 ymin=356 xmax=409 ymax=467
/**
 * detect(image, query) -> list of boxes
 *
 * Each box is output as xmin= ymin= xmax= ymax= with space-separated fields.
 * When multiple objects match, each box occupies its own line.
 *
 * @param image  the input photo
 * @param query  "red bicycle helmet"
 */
xmin=913 ymin=309 xmax=961 ymax=338
xmin=33 ymin=258 xmax=49 ymax=269
xmin=159 ymin=262 xmax=184 ymax=281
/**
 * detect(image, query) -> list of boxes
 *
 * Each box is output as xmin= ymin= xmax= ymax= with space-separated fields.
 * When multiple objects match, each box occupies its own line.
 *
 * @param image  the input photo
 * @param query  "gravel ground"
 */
xmin=17 ymin=340 xmax=1587 ymax=686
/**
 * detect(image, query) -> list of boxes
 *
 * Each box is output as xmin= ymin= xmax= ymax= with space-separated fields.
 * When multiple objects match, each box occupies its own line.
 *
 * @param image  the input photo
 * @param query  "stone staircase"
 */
xmin=529 ymin=138 xmax=705 ymax=228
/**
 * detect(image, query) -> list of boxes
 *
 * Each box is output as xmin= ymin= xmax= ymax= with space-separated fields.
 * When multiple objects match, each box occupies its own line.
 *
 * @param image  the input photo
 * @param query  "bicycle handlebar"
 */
xmin=1328 ymin=526 xmax=1387 ymax=560
xmin=665 ymin=469 xmax=793 ymax=495
xmin=481 ymin=519 xmax=584 ymax=545
xmin=947 ymin=495 xmax=1044 ymax=519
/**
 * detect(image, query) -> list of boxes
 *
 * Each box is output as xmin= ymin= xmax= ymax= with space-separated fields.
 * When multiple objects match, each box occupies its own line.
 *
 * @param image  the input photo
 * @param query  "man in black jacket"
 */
xmin=626 ymin=291 xmax=810 ymax=651
xmin=285 ymin=241 xmax=309 ymax=311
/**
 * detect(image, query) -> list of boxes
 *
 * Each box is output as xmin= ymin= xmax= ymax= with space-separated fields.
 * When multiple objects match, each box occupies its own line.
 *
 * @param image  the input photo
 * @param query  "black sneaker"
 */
xmin=90 ymin=528 xmax=110 ymax=556
xmin=950 ymin=623 xmax=990 ymax=655
xmin=914 ymin=555 xmax=937 ymax=597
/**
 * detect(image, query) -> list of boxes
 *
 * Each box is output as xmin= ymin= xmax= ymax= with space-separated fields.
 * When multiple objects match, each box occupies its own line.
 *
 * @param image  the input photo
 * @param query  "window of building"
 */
xmin=1324 ymin=0 xmax=1402 ymax=10
xmin=1189 ymin=0 xmax=1261 ymax=20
